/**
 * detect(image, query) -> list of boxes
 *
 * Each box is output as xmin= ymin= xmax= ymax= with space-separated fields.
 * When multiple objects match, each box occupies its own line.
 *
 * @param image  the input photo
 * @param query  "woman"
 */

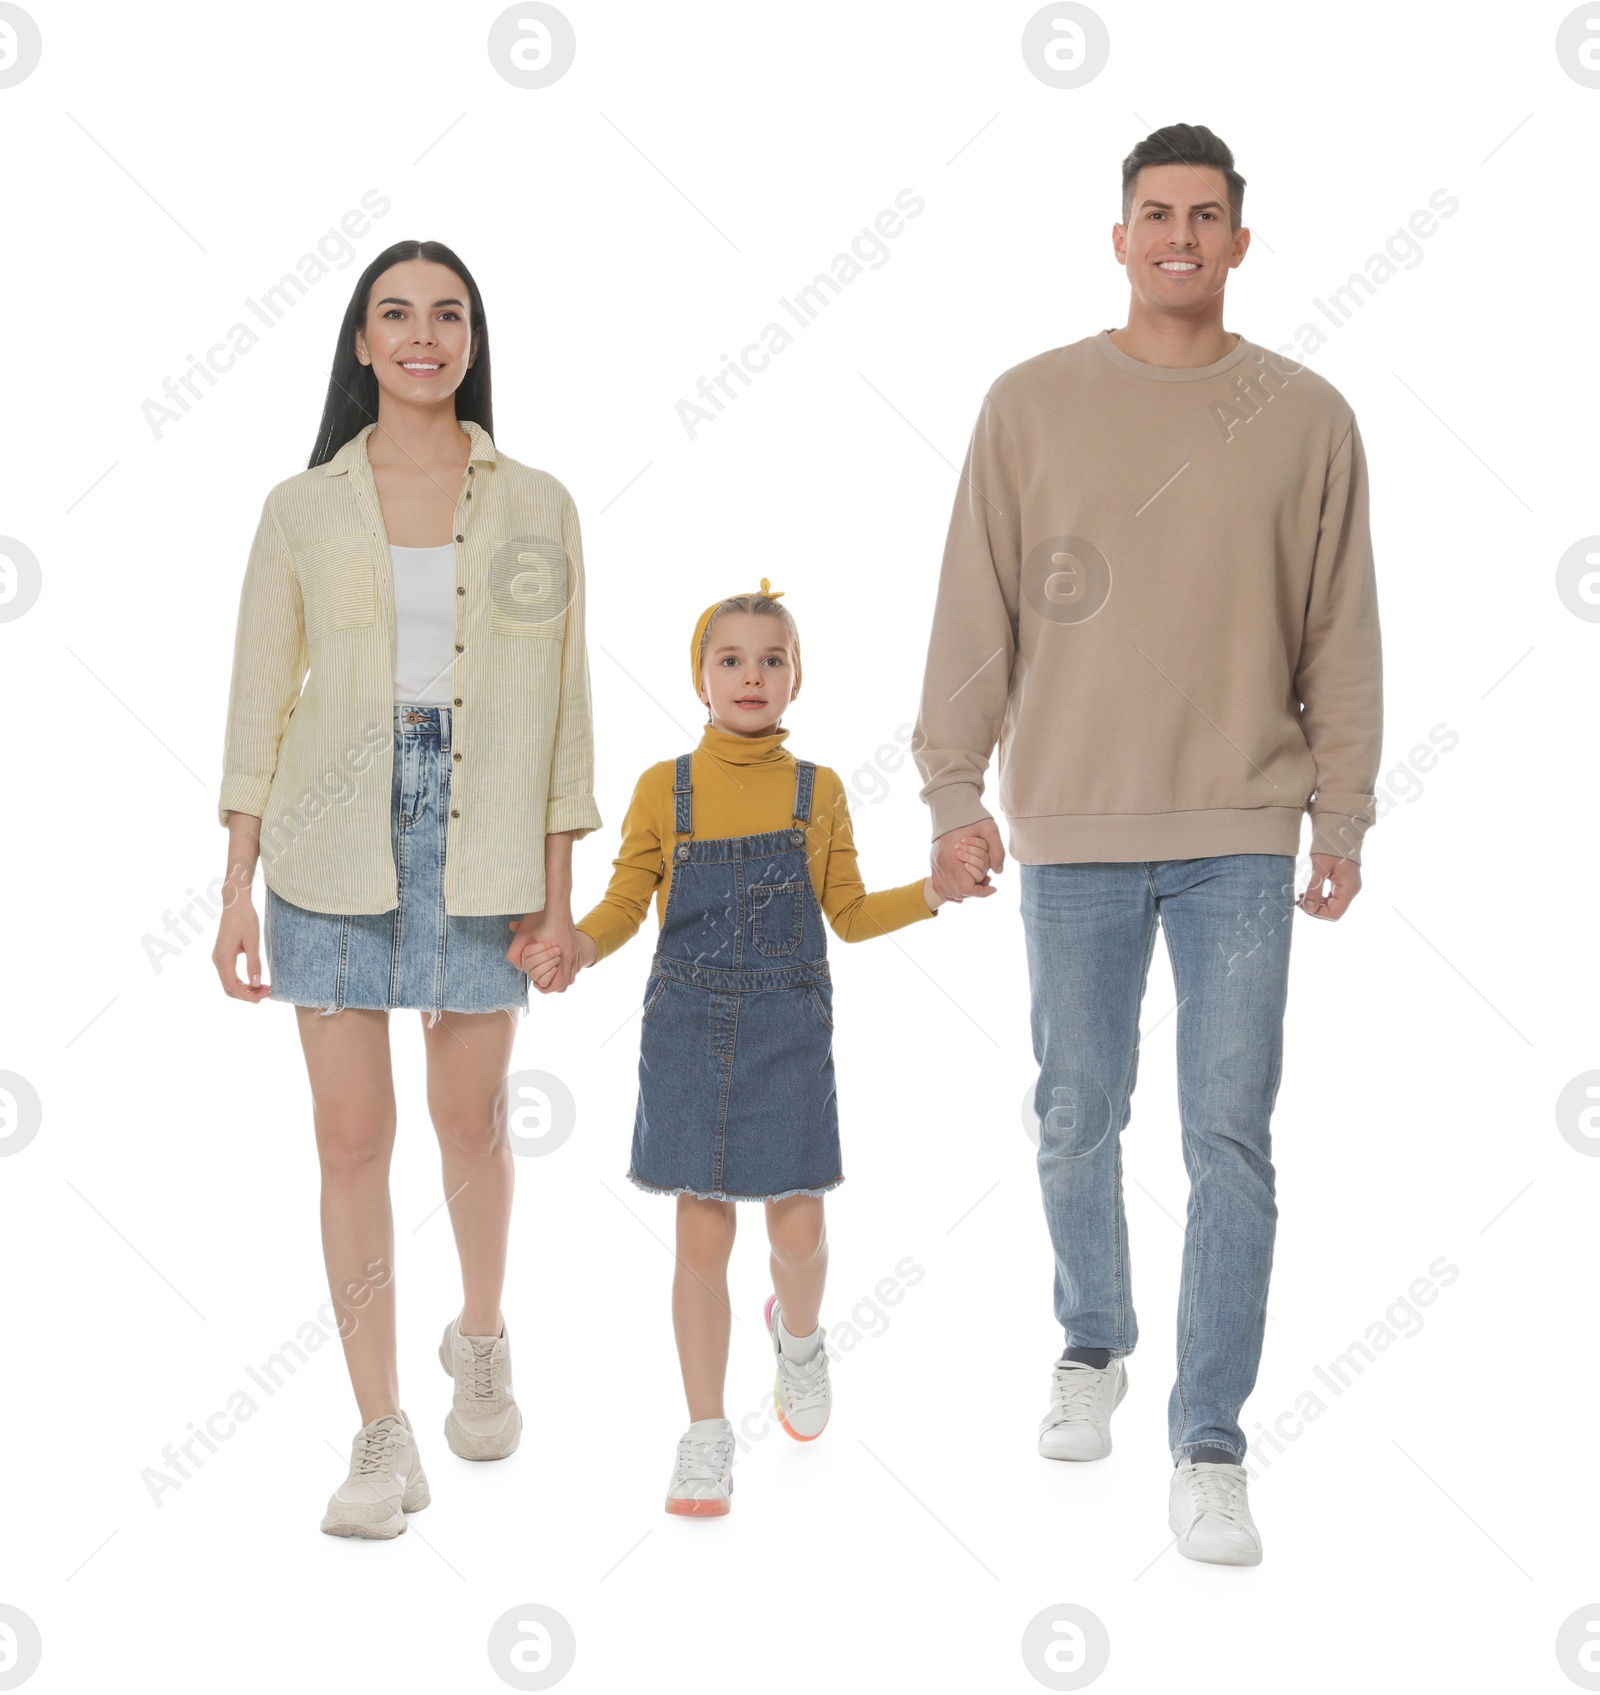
xmin=211 ymin=239 xmax=599 ymax=1538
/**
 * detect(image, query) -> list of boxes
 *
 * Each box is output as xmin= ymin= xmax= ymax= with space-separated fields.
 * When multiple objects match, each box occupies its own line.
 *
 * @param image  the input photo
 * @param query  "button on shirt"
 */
xmin=219 ymin=420 xmax=602 ymax=917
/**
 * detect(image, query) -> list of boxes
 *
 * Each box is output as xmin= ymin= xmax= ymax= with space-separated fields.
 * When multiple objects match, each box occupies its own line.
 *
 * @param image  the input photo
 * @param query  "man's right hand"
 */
xmin=931 ymin=816 xmax=1006 ymax=902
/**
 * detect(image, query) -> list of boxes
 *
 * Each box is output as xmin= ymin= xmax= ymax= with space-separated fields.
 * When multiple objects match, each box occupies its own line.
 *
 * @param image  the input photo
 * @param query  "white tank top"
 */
xmin=390 ymin=542 xmax=457 ymax=706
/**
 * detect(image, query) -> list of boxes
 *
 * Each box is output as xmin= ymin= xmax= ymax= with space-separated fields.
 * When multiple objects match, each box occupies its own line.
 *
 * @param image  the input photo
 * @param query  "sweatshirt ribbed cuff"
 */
xmin=1309 ymin=811 xmax=1370 ymax=863
xmin=925 ymin=783 xmax=993 ymax=843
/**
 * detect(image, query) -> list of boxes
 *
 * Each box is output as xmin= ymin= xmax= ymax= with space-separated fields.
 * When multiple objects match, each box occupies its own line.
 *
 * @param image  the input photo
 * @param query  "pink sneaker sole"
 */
xmin=665 ymin=1492 xmax=731 ymax=1517
xmin=765 ymin=1293 xmax=828 ymax=1442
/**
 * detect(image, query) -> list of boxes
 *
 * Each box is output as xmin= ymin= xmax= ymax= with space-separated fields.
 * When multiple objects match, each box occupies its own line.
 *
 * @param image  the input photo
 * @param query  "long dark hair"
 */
xmin=307 ymin=240 xmax=495 ymax=469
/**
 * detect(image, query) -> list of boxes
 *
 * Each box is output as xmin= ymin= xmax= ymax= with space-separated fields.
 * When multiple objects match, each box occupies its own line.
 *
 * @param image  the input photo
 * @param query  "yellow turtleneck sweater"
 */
xmin=575 ymin=724 xmax=937 ymax=964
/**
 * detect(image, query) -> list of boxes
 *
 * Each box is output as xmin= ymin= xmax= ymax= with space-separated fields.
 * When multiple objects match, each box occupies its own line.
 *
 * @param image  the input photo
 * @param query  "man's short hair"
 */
xmin=1122 ymin=124 xmax=1246 ymax=232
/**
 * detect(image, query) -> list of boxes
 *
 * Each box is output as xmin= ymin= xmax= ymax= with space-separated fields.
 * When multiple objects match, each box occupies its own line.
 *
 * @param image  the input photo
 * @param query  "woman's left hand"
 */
xmin=505 ymin=902 xmax=579 ymax=989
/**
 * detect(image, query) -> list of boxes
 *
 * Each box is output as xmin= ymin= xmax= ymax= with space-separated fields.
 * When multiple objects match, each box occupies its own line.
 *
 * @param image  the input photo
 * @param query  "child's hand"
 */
xmin=521 ymin=930 xmax=597 ymax=993
xmin=925 ymin=834 xmax=994 ymax=910
xmin=520 ymin=939 xmax=564 ymax=993
xmin=953 ymin=834 xmax=992 ymax=887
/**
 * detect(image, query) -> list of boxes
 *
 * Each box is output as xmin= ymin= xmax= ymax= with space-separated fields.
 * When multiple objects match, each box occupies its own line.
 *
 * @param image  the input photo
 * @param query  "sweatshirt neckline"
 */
xmin=697 ymin=722 xmax=792 ymax=765
xmin=1092 ymin=327 xmax=1253 ymax=382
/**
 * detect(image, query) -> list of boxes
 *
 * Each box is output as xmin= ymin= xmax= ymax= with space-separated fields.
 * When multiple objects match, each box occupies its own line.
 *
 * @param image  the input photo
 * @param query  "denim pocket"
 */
xmin=805 ymin=982 xmax=834 ymax=1031
xmin=751 ymin=881 xmax=804 ymax=956
xmin=641 ymin=973 xmax=669 ymax=1022
xmin=295 ymin=535 xmax=377 ymax=644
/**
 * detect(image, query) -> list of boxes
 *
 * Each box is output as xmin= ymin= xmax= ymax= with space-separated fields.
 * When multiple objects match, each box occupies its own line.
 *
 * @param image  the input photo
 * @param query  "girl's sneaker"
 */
xmin=438 ymin=1318 xmax=523 ymax=1460
xmin=320 ymin=1411 xmax=430 ymax=1538
xmin=665 ymin=1418 xmax=736 ymax=1516
xmin=764 ymin=1294 xmax=832 ymax=1440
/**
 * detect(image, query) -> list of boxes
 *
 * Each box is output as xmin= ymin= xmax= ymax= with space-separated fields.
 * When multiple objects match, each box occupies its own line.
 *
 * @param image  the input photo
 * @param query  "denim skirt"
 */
xmin=264 ymin=705 xmax=529 ymax=1020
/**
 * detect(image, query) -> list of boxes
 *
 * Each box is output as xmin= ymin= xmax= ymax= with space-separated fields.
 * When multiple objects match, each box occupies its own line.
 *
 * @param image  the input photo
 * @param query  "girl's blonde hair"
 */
xmin=696 ymin=591 xmax=802 ymax=689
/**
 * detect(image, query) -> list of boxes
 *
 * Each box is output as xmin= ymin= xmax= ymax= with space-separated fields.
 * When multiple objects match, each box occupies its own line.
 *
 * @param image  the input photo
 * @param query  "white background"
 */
xmin=2 ymin=1 xmax=1596 ymax=1691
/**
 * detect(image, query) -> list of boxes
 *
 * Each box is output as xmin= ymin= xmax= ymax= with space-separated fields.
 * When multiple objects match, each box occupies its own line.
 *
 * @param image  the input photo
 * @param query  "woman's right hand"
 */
xmin=214 ymin=812 xmax=270 ymax=1001
xmin=212 ymin=890 xmax=270 ymax=1002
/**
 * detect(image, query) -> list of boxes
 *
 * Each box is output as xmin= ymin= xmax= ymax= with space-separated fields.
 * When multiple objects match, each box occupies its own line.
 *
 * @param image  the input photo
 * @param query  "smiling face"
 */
xmin=1113 ymin=162 xmax=1249 ymax=317
xmin=354 ymin=258 xmax=477 ymax=407
xmin=698 ymin=611 xmax=798 ymax=737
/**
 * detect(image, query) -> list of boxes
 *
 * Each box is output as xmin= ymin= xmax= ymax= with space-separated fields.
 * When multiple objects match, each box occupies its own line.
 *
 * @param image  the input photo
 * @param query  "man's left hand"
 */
xmin=1298 ymin=853 xmax=1361 ymax=921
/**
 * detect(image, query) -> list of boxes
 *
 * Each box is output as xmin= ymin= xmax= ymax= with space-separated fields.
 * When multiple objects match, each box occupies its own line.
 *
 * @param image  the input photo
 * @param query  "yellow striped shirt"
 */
xmin=218 ymin=419 xmax=601 ymax=917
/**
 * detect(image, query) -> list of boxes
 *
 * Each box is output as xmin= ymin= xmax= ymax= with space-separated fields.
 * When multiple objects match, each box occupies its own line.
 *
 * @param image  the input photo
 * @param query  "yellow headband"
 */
xmin=690 ymin=576 xmax=800 ymax=695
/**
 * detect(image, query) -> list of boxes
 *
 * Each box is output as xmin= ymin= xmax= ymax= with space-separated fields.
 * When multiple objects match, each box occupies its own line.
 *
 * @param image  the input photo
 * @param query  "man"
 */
xmin=912 ymin=123 xmax=1381 ymax=1567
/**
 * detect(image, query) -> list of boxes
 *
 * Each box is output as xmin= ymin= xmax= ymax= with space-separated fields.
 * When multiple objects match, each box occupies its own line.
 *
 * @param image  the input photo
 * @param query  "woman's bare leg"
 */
xmin=673 ymin=1196 xmax=738 ymax=1420
xmin=293 ymin=1006 xmax=399 ymax=1426
xmin=422 ymin=1011 xmax=519 ymax=1337
xmin=765 ymin=1194 xmax=827 ymax=1336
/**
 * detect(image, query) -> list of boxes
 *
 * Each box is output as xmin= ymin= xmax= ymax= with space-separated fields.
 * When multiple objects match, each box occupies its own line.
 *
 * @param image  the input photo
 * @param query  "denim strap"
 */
xmin=672 ymin=753 xmax=694 ymax=854
xmin=792 ymin=761 xmax=814 ymax=827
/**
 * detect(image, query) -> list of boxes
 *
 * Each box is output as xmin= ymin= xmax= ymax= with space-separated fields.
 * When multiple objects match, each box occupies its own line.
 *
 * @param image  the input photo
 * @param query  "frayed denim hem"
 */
xmin=268 ymin=990 xmax=348 ymax=1019
xmin=421 ymin=1002 xmax=528 ymax=1030
xmin=625 ymin=1169 xmax=845 ymax=1203
xmin=269 ymin=991 xmax=527 ymax=1029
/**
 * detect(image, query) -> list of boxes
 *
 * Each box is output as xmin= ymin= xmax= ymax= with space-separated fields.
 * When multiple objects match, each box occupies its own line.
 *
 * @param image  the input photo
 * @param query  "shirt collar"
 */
xmin=323 ymin=417 xmax=498 ymax=476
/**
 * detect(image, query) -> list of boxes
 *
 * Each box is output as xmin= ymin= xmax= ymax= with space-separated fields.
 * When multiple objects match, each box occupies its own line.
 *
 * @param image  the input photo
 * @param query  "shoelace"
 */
xmin=1046 ymin=1361 xmax=1109 ymax=1423
xmin=352 ymin=1422 xmax=403 ymax=1476
xmin=1184 ymin=1465 xmax=1248 ymax=1526
xmin=777 ymin=1348 xmax=830 ymax=1413
xmin=674 ymin=1434 xmax=734 ymax=1486
xmin=463 ymin=1343 xmax=501 ymax=1400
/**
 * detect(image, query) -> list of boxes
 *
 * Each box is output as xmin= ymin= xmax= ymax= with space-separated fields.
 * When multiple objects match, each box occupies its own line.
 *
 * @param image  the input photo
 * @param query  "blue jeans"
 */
xmin=1019 ymin=855 xmax=1296 ymax=1463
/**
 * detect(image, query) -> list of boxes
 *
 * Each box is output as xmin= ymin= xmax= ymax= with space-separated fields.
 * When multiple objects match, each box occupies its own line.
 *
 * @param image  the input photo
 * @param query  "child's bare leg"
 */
xmin=765 ymin=1193 xmax=828 ymax=1336
xmin=673 ymin=1195 xmax=738 ymax=1420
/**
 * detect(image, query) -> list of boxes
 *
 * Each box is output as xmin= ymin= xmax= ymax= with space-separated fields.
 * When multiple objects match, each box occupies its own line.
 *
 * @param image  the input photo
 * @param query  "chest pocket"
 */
xmin=294 ymin=535 xmax=376 ymax=645
xmin=751 ymin=880 xmax=805 ymax=957
xmin=489 ymin=536 xmax=569 ymax=637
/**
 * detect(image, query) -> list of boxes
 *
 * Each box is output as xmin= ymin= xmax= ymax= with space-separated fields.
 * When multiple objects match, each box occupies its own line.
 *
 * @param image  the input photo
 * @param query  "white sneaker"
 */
xmin=438 ymin=1318 xmax=523 ymax=1460
xmin=1038 ymin=1356 xmax=1126 ymax=1461
xmin=764 ymin=1294 xmax=831 ymax=1440
xmin=665 ymin=1418 xmax=736 ymax=1516
xmin=321 ymin=1411 xmax=430 ymax=1538
xmin=1168 ymin=1457 xmax=1263 ymax=1566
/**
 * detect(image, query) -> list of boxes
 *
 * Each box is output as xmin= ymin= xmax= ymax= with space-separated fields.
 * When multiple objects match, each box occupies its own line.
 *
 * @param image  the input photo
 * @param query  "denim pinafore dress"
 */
xmin=628 ymin=752 xmax=842 ymax=1203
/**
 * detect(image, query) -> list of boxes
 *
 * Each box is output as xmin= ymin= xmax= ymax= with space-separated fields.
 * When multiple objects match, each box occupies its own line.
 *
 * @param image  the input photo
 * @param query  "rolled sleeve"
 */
xmin=543 ymin=495 xmax=601 ymax=840
xmin=218 ymin=496 xmax=306 ymax=827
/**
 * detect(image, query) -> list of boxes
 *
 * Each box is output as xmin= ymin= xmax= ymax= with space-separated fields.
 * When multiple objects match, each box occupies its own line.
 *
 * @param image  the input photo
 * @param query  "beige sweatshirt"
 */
xmin=912 ymin=330 xmax=1382 ymax=863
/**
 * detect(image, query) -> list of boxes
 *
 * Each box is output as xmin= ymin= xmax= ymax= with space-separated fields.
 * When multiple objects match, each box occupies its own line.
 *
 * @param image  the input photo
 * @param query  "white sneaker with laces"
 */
xmin=665 ymin=1418 xmax=736 ymax=1516
xmin=438 ymin=1318 xmax=522 ymax=1460
xmin=764 ymin=1295 xmax=831 ymax=1440
xmin=1168 ymin=1456 xmax=1263 ymax=1566
xmin=1038 ymin=1356 xmax=1127 ymax=1460
xmin=321 ymin=1411 xmax=430 ymax=1539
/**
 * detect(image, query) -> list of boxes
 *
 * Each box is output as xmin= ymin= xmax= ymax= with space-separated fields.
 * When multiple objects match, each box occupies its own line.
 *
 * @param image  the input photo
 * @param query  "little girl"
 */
xmin=521 ymin=579 xmax=988 ymax=1515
